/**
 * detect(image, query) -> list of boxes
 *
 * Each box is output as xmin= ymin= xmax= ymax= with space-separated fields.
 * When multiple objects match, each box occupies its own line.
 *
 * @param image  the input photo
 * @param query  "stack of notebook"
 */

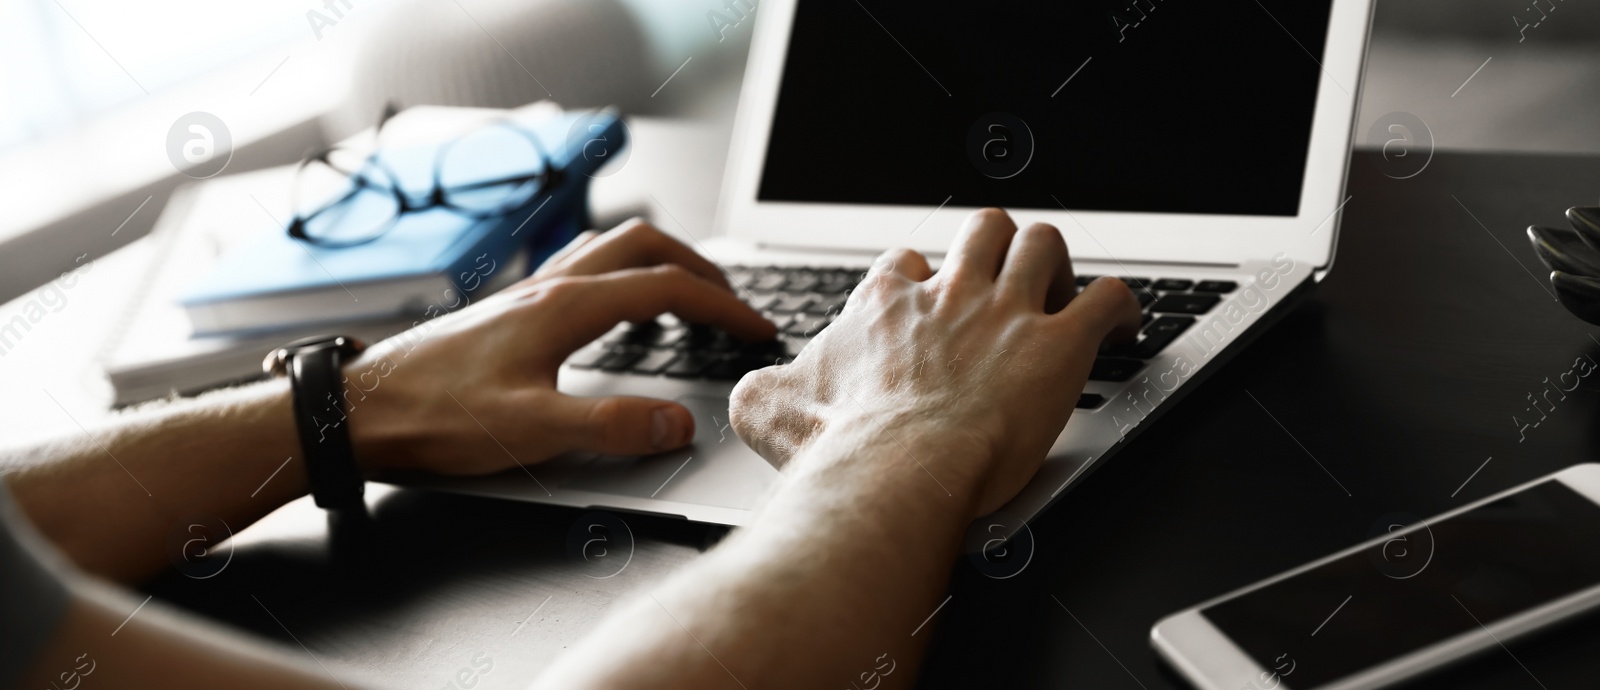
xmin=100 ymin=104 xmax=621 ymax=405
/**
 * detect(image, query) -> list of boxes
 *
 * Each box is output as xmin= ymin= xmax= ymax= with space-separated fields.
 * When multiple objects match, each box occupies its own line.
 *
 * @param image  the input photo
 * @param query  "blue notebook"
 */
xmin=179 ymin=108 xmax=623 ymax=336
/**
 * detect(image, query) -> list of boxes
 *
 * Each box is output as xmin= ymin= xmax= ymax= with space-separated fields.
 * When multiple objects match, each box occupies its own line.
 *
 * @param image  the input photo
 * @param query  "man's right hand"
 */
xmin=729 ymin=208 xmax=1141 ymax=518
xmin=347 ymin=218 xmax=775 ymax=476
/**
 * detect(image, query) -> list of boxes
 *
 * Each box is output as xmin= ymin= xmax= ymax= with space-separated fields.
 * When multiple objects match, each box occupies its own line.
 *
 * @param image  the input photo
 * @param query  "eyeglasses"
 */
xmin=288 ymin=104 xmax=567 ymax=248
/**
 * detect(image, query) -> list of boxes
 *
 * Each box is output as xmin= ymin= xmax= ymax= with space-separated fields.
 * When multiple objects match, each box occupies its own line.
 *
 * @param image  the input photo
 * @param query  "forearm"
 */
xmin=4 ymin=381 xmax=308 ymax=582
xmin=536 ymin=419 xmax=982 ymax=689
xmin=19 ymin=578 xmax=361 ymax=690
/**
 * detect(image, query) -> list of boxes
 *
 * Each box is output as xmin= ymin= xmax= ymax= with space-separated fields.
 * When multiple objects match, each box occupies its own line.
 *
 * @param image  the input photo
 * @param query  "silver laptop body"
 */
xmin=409 ymin=0 xmax=1376 ymax=531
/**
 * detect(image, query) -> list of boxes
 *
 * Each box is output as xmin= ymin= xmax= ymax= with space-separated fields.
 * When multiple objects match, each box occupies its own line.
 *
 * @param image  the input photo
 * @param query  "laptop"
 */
xmin=410 ymin=0 xmax=1374 ymax=530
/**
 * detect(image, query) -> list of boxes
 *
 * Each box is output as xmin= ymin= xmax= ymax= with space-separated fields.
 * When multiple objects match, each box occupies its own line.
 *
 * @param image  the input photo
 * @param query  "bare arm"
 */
xmin=6 ymin=381 xmax=306 ymax=582
xmin=15 ymin=580 xmax=351 ymax=690
xmin=533 ymin=209 xmax=1141 ymax=689
xmin=2 ymin=220 xmax=776 ymax=687
xmin=3 ymin=219 xmax=771 ymax=584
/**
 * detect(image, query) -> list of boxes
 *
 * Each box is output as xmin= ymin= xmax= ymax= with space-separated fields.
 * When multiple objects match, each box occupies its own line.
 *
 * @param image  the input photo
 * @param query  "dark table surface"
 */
xmin=150 ymin=149 xmax=1600 ymax=690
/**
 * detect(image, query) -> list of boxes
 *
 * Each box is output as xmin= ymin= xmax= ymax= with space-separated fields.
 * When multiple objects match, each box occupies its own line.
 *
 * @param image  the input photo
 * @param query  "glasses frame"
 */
xmin=288 ymin=109 xmax=568 ymax=249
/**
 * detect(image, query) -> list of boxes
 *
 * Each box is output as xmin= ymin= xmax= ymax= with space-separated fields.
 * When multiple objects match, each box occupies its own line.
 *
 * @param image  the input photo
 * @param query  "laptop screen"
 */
xmin=755 ymin=0 xmax=1335 ymax=217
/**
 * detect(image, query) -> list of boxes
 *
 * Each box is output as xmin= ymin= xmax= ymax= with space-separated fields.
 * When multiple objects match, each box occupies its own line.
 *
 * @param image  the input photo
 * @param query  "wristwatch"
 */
xmin=263 ymin=335 xmax=368 ymax=511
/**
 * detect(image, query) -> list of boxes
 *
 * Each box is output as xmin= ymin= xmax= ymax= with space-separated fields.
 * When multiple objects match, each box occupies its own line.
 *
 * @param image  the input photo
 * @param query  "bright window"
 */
xmin=0 ymin=0 xmax=309 ymax=150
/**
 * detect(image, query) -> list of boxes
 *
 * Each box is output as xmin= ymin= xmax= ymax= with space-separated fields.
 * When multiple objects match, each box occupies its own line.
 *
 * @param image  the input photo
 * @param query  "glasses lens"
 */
xmin=293 ymin=154 xmax=400 ymax=246
xmin=437 ymin=124 xmax=547 ymax=214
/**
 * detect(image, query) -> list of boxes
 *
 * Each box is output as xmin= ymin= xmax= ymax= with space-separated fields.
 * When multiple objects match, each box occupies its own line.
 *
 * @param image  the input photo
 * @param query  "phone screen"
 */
xmin=1202 ymin=480 xmax=1600 ymax=688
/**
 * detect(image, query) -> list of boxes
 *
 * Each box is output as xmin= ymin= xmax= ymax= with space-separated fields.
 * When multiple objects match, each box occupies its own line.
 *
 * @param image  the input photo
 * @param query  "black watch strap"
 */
xmin=286 ymin=342 xmax=365 ymax=510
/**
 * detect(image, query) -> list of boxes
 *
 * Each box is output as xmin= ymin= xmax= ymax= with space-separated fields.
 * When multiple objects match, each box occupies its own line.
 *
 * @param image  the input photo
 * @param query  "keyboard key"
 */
xmin=630 ymin=349 xmax=681 ymax=375
xmin=765 ymin=313 xmax=796 ymax=331
xmin=599 ymin=324 xmax=631 ymax=345
xmin=818 ymin=273 xmax=856 ymax=293
xmin=752 ymin=272 xmax=787 ymax=291
xmin=781 ymin=336 xmax=810 ymax=358
xmin=651 ymin=326 xmax=688 ymax=347
xmin=706 ymin=354 xmax=776 ymax=381
xmin=806 ymin=294 xmax=849 ymax=315
xmin=783 ymin=272 xmax=821 ymax=293
xmin=1134 ymin=290 xmax=1155 ymax=308
xmin=786 ymin=315 xmax=832 ymax=337
xmin=771 ymin=293 xmax=815 ymax=313
xmin=1150 ymin=293 xmax=1221 ymax=314
xmin=574 ymin=265 xmax=864 ymax=381
xmin=664 ymin=353 xmax=722 ymax=378
xmin=746 ymin=293 xmax=781 ymax=311
xmin=566 ymin=346 xmax=610 ymax=369
xmin=1192 ymin=280 xmax=1237 ymax=294
xmin=1089 ymin=357 xmax=1144 ymax=382
xmin=600 ymin=347 xmax=647 ymax=372
xmin=1118 ymin=277 xmax=1152 ymax=290
xmin=734 ymin=338 xmax=786 ymax=358
xmin=1076 ymin=393 xmax=1106 ymax=409
xmin=1152 ymin=278 xmax=1193 ymax=291
xmin=615 ymin=322 xmax=665 ymax=346
xmin=676 ymin=326 xmax=712 ymax=350
xmin=1125 ymin=316 xmax=1195 ymax=359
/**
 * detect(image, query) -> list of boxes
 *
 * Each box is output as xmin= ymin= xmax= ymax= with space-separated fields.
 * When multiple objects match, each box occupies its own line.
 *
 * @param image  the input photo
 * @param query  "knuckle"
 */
xmin=939 ymin=270 xmax=983 ymax=294
xmin=585 ymin=397 xmax=628 ymax=438
xmin=532 ymin=277 xmax=583 ymax=304
xmin=618 ymin=219 xmax=664 ymax=244
xmin=1023 ymin=222 xmax=1062 ymax=243
xmin=728 ymin=374 xmax=770 ymax=433
xmin=859 ymin=271 xmax=901 ymax=296
xmin=972 ymin=207 xmax=1016 ymax=231
xmin=650 ymin=263 xmax=694 ymax=283
xmin=883 ymin=246 xmax=916 ymax=261
xmin=998 ymin=279 xmax=1032 ymax=305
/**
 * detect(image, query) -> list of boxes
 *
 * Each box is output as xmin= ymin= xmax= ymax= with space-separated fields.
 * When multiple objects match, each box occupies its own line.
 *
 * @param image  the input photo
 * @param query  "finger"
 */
xmin=536 ymin=218 xmax=733 ymax=290
xmin=998 ymin=223 xmax=1076 ymax=312
xmin=871 ymin=247 xmax=934 ymax=282
xmin=1053 ymin=277 xmax=1143 ymax=350
xmin=534 ymin=229 xmax=603 ymax=278
xmin=536 ymin=265 xmax=777 ymax=357
xmin=545 ymin=394 xmax=696 ymax=454
xmin=940 ymin=208 xmax=1018 ymax=285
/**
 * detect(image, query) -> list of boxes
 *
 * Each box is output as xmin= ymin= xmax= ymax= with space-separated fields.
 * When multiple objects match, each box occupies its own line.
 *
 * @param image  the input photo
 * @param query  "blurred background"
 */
xmin=0 ymin=0 xmax=1597 ymax=446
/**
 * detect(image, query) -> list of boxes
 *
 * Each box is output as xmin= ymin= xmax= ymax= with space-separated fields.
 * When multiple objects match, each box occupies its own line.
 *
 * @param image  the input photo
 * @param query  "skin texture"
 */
xmin=6 ymin=218 xmax=773 ymax=583
xmin=4 ymin=209 xmax=1137 ymax=690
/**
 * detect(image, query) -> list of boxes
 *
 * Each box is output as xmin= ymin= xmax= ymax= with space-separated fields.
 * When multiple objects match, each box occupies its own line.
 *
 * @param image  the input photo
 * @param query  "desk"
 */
xmin=146 ymin=150 xmax=1600 ymax=689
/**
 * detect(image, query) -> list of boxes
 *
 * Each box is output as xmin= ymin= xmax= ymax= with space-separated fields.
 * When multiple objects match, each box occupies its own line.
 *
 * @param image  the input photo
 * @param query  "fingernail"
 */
xmin=652 ymin=407 xmax=690 ymax=450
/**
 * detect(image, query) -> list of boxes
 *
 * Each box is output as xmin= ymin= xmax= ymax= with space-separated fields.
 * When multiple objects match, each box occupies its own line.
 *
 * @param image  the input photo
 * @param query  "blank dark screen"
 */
xmin=1203 ymin=481 xmax=1600 ymax=688
xmin=756 ymin=0 xmax=1335 ymax=216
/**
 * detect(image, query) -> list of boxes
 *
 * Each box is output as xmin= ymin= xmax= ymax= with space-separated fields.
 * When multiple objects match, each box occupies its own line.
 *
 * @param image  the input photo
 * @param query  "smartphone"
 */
xmin=1151 ymin=463 xmax=1600 ymax=690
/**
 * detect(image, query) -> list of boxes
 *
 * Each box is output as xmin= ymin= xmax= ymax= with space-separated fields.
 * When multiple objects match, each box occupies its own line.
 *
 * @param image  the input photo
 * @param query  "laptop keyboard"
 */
xmin=566 ymin=266 xmax=1236 ymax=410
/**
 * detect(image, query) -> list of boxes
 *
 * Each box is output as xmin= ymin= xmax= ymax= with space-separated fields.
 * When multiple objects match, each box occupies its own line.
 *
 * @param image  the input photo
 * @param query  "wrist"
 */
xmin=339 ymin=350 xmax=421 ymax=474
xmin=788 ymin=412 xmax=993 ymax=518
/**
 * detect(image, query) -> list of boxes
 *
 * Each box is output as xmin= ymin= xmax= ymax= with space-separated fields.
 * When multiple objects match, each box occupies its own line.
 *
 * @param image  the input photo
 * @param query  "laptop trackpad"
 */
xmin=561 ymin=395 xmax=778 ymax=511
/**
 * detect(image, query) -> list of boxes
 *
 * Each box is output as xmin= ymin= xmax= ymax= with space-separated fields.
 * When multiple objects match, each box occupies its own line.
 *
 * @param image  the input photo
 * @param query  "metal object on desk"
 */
xmin=1529 ymin=207 xmax=1600 ymax=324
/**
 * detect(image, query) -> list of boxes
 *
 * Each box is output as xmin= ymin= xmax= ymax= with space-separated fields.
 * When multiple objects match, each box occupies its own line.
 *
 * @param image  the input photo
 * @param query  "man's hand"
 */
xmin=5 ymin=218 xmax=772 ymax=583
xmin=538 ymin=208 xmax=1142 ymax=690
xmin=348 ymin=219 xmax=776 ymax=475
xmin=729 ymin=208 xmax=1139 ymax=517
